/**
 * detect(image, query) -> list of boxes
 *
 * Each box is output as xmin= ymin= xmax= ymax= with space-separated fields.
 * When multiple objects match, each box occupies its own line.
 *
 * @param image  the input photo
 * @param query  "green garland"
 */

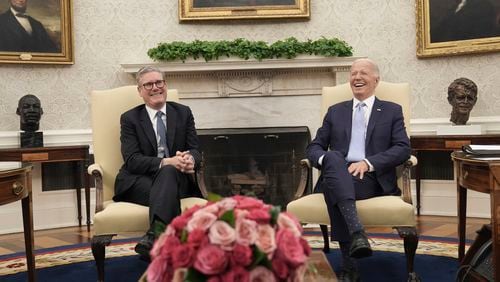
xmin=147 ymin=37 xmax=353 ymax=62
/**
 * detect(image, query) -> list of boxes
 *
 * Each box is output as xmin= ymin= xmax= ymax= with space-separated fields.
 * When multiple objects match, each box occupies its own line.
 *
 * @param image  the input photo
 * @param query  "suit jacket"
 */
xmin=0 ymin=10 xmax=59 ymax=52
xmin=114 ymin=101 xmax=201 ymax=199
xmin=307 ymin=97 xmax=411 ymax=194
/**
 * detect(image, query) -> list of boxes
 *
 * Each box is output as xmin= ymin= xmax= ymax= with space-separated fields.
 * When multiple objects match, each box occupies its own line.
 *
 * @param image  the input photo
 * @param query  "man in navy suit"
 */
xmin=0 ymin=0 xmax=58 ymax=52
xmin=114 ymin=66 xmax=202 ymax=260
xmin=307 ymin=58 xmax=411 ymax=281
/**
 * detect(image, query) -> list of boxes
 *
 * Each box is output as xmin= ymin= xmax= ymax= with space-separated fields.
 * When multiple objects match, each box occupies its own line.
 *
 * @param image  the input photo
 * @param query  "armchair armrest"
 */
xmin=293 ymin=159 xmax=311 ymax=199
xmin=88 ymin=163 xmax=105 ymax=213
xmin=400 ymin=155 xmax=417 ymax=205
xmin=196 ymin=160 xmax=208 ymax=199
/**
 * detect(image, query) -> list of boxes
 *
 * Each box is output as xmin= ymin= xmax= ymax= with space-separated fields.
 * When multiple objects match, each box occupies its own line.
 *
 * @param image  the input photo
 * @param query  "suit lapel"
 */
xmin=139 ymin=106 xmax=157 ymax=150
xmin=166 ymin=103 xmax=177 ymax=152
xmin=366 ymin=98 xmax=382 ymax=144
xmin=344 ymin=100 xmax=354 ymax=143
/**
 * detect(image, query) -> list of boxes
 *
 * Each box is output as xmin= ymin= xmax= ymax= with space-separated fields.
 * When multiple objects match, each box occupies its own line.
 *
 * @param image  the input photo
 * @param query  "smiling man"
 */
xmin=113 ymin=66 xmax=202 ymax=261
xmin=306 ymin=58 xmax=411 ymax=282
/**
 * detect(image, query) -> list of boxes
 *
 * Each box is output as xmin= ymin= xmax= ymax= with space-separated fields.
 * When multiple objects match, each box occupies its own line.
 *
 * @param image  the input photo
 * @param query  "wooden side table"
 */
xmin=410 ymin=134 xmax=500 ymax=215
xmin=451 ymin=151 xmax=500 ymax=282
xmin=0 ymin=145 xmax=91 ymax=231
xmin=0 ymin=165 xmax=35 ymax=281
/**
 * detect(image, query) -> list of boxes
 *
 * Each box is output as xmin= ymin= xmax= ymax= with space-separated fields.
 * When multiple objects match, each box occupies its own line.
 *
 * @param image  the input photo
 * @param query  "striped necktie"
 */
xmin=156 ymin=111 xmax=169 ymax=157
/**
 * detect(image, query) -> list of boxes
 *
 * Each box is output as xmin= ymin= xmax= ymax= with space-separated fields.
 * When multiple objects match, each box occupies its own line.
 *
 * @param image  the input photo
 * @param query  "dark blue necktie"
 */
xmin=156 ymin=111 xmax=169 ymax=157
xmin=346 ymin=102 xmax=366 ymax=162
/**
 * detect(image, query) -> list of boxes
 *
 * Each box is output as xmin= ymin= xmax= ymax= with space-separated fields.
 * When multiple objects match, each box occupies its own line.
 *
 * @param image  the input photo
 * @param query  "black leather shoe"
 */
xmin=338 ymin=268 xmax=360 ymax=282
xmin=135 ymin=231 xmax=155 ymax=262
xmin=349 ymin=231 xmax=372 ymax=258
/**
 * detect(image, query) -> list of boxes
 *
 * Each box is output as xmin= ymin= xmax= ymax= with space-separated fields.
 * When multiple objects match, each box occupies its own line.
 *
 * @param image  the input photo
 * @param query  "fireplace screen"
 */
xmin=198 ymin=127 xmax=312 ymax=210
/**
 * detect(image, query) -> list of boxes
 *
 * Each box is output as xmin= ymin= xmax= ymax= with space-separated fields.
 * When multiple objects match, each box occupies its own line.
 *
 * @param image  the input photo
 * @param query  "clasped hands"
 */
xmin=160 ymin=151 xmax=195 ymax=174
xmin=348 ymin=160 xmax=369 ymax=179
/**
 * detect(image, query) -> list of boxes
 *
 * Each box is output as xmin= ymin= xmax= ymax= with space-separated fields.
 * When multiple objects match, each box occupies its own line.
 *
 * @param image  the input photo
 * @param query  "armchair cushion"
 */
xmin=287 ymin=194 xmax=415 ymax=227
xmin=94 ymin=197 xmax=207 ymax=235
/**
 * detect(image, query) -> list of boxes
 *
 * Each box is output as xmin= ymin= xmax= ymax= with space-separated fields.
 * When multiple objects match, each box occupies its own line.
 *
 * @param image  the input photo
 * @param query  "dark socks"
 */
xmin=338 ymin=200 xmax=363 ymax=235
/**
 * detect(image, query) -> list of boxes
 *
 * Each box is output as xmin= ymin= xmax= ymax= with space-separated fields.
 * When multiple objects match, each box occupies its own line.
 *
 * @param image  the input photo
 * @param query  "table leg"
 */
xmin=21 ymin=177 xmax=36 ymax=282
xmin=490 ymin=165 xmax=500 ymax=282
xmin=414 ymin=151 xmax=421 ymax=215
xmin=457 ymin=185 xmax=467 ymax=261
xmin=84 ymin=171 xmax=91 ymax=232
xmin=75 ymin=161 xmax=82 ymax=227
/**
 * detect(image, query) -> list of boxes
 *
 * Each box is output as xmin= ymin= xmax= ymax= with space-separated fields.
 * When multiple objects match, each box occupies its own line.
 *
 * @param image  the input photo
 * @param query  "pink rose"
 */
xmin=276 ymin=229 xmax=306 ymax=267
xmin=170 ymin=215 xmax=189 ymax=231
xmin=207 ymin=276 xmax=222 ymax=282
xmin=277 ymin=212 xmax=302 ymax=237
xmin=194 ymin=244 xmax=228 ymax=275
xmin=230 ymin=244 xmax=253 ymax=267
xmin=221 ymin=266 xmax=250 ymax=282
xmin=272 ymin=258 xmax=289 ymax=279
xmin=187 ymin=211 xmax=217 ymax=232
xmin=299 ymin=237 xmax=311 ymax=257
xmin=150 ymin=232 xmax=168 ymax=259
xmin=172 ymin=244 xmax=194 ymax=268
xmin=235 ymin=218 xmax=257 ymax=246
xmin=246 ymin=208 xmax=271 ymax=224
xmin=217 ymin=197 xmax=237 ymax=213
xmin=172 ymin=268 xmax=187 ymax=282
xmin=234 ymin=195 xmax=265 ymax=209
xmin=147 ymin=256 xmax=170 ymax=282
xmin=187 ymin=228 xmax=207 ymax=248
xmin=255 ymin=224 xmax=276 ymax=257
xmin=209 ymin=221 xmax=236 ymax=250
xmin=249 ymin=266 xmax=277 ymax=282
xmin=199 ymin=202 xmax=220 ymax=215
xmin=182 ymin=204 xmax=203 ymax=218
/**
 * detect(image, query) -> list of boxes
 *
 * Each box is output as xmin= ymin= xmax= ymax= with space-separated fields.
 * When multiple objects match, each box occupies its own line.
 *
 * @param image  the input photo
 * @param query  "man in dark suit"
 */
xmin=0 ymin=0 xmax=59 ymax=52
xmin=114 ymin=66 xmax=202 ymax=260
xmin=307 ymin=58 xmax=411 ymax=281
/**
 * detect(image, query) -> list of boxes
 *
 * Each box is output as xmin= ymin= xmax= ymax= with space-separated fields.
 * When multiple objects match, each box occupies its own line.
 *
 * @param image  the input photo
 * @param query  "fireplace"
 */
xmin=198 ymin=127 xmax=312 ymax=209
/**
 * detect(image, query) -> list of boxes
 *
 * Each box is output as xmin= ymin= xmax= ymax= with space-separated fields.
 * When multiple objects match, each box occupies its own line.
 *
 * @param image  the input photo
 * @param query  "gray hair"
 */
xmin=135 ymin=66 xmax=164 ymax=84
xmin=352 ymin=58 xmax=380 ymax=78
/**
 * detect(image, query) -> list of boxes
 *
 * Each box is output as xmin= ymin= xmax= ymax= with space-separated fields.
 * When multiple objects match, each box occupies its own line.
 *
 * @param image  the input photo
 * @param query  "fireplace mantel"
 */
xmin=121 ymin=56 xmax=359 ymax=74
xmin=121 ymin=56 xmax=359 ymax=99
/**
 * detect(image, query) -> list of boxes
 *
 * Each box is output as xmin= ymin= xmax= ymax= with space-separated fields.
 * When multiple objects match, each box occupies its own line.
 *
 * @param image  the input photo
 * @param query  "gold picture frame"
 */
xmin=0 ymin=0 xmax=73 ymax=64
xmin=416 ymin=0 xmax=500 ymax=58
xmin=179 ymin=0 xmax=310 ymax=21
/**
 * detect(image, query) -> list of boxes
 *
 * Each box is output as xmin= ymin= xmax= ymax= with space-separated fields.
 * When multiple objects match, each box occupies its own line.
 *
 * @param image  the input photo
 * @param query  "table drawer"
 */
xmin=0 ymin=175 xmax=28 ymax=205
xmin=459 ymin=164 xmax=490 ymax=193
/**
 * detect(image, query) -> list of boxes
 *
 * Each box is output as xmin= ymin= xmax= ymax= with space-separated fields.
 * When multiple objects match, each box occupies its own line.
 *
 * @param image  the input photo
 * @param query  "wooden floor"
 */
xmin=0 ymin=215 xmax=489 ymax=256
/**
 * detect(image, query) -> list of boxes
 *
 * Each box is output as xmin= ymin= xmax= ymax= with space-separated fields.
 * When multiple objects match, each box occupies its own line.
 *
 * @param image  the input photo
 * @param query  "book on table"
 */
xmin=462 ymin=145 xmax=500 ymax=156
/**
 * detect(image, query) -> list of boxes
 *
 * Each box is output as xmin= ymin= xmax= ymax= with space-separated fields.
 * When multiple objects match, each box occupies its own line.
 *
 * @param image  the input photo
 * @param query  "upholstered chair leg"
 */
xmin=319 ymin=224 xmax=330 ymax=253
xmin=91 ymin=234 xmax=115 ymax=282
xmin=395 ymin=227 xmax=420 ymax=282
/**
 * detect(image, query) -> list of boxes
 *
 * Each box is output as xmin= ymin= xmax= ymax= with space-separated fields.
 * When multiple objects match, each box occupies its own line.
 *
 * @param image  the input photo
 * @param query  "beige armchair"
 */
xmin=286 ymin=82 xmax=419 ymax=281
xmin=88 ymin=86 xmax=208 ymax=282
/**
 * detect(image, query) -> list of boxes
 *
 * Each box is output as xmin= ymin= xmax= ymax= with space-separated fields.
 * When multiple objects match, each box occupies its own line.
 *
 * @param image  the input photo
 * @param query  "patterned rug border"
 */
xmin=0 ymin=232 xmax=467 ymax=277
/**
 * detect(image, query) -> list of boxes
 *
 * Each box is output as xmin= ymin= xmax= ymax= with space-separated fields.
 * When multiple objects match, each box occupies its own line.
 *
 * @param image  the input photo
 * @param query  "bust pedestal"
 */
xmin=20 ymin=131 xmax=44 ymax=148
xmin=436 ymin=125 xmax=482 ymax=135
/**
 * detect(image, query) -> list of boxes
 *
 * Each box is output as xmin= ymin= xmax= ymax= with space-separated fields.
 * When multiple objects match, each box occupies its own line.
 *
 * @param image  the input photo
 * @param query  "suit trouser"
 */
xmin=321 ymin=151 xmax=384 ymax=242
xmin=118 ymin=165 xmax=196 ymax=225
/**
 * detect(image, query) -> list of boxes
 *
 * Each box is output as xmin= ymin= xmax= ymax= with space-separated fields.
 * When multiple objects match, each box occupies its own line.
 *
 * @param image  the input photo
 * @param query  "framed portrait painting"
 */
xmin=179 ymin=0 xmax=310 ymax=21
xmin=0 ymin=0 xmax=73 ymax=64
xmin=416 ymin=0 xmax=500 ymax=58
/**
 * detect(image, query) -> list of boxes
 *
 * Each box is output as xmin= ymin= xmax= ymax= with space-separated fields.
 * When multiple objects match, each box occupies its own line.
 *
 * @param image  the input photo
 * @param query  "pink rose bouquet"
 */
xmin=146 ymin=195 xmax=311 ymax=282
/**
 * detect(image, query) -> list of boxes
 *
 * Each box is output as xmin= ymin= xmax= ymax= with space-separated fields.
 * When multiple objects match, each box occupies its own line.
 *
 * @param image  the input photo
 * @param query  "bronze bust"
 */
xmin=16 ymin=94 xmax=44 ymax=132
xmin=447 ymin=78 xmax=478 ymax=125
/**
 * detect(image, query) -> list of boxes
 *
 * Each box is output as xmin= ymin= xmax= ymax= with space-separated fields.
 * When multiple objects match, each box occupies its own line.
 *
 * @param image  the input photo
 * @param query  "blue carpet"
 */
xmin=2 ymin=248 xmax=459 ymax=282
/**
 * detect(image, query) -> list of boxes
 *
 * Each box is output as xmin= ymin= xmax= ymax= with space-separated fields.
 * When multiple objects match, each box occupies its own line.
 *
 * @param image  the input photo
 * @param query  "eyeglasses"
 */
xmin=141 ymin=80 xmax=165 ymax=90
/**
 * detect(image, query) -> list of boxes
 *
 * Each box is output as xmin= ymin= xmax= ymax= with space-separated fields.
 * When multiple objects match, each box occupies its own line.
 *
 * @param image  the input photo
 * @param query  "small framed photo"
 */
xmin=0 ymin=0 xmax=73 ymax=64
xmin=179 ymin=0 xmax=310 ymax=21
xmin=416 ymin=0 xmax=500 ymax=58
